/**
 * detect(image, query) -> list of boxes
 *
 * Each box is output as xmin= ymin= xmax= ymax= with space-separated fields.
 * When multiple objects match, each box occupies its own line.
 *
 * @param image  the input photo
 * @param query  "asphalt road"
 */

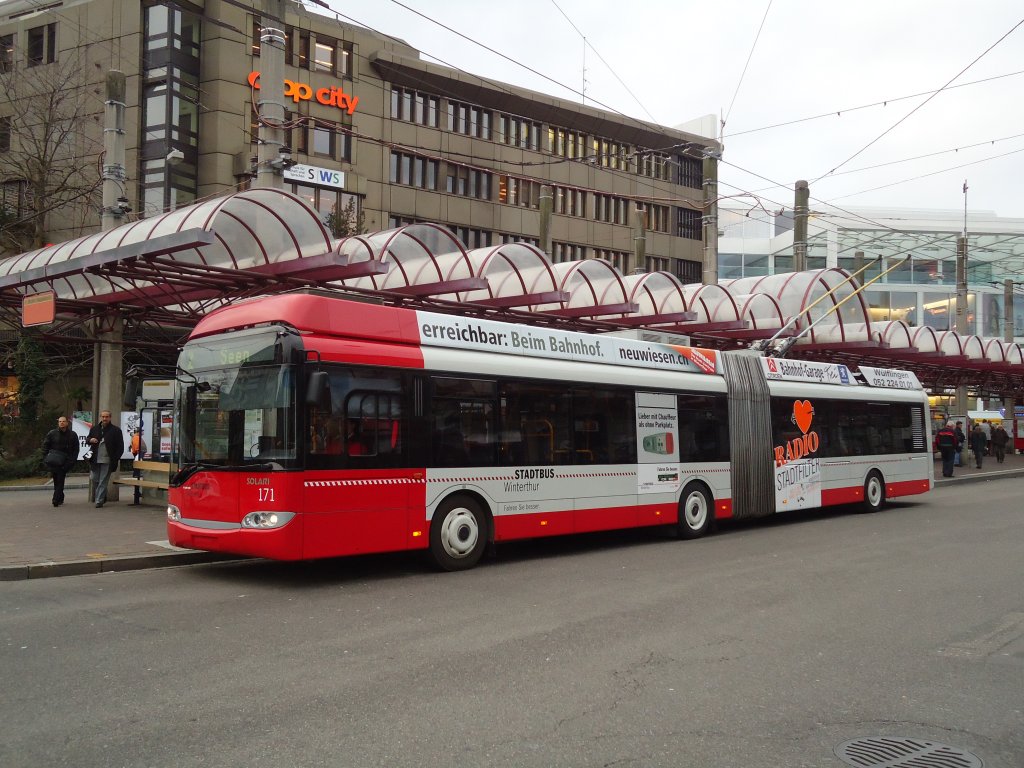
xmin=1 ymin=481 xmax=1022 ymax=768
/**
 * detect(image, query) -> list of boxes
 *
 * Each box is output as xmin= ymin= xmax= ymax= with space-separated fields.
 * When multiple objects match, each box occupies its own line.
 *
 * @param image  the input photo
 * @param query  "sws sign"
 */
xmin=247 ymin=71 xmax=359 ymax=115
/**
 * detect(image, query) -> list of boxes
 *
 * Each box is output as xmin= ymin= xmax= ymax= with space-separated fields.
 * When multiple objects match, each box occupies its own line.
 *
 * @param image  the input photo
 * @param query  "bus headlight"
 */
xmin=167 ymin=505 xmax=181 ymax=522
xmin=241 ymin=511 xmax=295 ymax=529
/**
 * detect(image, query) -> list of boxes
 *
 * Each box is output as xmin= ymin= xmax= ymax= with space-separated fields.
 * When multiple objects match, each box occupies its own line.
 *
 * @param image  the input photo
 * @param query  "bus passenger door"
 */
xmin=303 ymin=372 xmax=412 ymax=558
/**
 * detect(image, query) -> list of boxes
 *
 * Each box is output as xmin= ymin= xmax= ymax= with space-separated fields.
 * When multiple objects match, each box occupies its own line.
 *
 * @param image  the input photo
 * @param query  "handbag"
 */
xmin=44 ymin=449 xmax=66 ymax=469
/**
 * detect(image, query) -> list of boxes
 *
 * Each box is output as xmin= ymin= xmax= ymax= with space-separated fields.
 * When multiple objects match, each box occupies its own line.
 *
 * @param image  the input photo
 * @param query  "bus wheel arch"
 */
xmin=677 ymin=481 xmax=713 ymax=539
xmin=860 ymin=470 xmax=886 ymax=513
xmin=428 ymin=492 xmax=492 ymax=571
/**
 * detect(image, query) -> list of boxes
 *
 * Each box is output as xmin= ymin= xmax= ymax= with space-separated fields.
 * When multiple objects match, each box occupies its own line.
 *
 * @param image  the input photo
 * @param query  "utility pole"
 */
xmin=631 ymin=203 xmax=646 ymax=275
xmin=1005 ymin=279 xmax=1014 ymax=344
xmin=853 ymin=250 xmax=865 ymax=282
xmin=701 ymin=148 xmax=719 ymax=285
xmin=955 ymin=231 xmax=969 ymax=415
xmin=793 ymin=180 xmax=809 ymax=272
xmin=254 ymin=0 xmax=287 ymax=189
xmin=93 ymin=70 xmax=128 ymax=502
xmin=538 ymin=185 xmax=552 ymax=258
xmin=100 ymin=71 xmax=127 ymax=230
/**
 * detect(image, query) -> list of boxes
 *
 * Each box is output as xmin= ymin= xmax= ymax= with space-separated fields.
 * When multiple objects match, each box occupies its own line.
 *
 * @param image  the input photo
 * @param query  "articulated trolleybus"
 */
xmin=166 ymin=293 xmax=933 ymax=570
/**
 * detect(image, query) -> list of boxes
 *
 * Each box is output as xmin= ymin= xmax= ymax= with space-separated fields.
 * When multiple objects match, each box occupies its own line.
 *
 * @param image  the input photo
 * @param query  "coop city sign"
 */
xmin=247 ymin=71 xmax=359 ymax=114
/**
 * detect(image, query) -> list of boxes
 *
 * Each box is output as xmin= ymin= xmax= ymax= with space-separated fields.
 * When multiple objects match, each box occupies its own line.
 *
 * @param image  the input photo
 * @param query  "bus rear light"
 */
xmin=241 ymin=511 xmax=296 ymax=529
xmin=167 ymin=505 xmax=181 ymax=522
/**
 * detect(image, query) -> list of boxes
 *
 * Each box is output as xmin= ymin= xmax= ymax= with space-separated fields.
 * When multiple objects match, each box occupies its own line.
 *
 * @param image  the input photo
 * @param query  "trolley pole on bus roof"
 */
xmin=767 ymin=256 xmax=908 ymax=359
xmin=750 ymin=256 xmax=881 ymax=356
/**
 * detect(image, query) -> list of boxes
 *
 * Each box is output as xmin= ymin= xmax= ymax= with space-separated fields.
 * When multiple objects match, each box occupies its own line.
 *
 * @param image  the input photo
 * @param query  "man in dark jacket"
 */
xmin=991 ymin=423 xmax=1010 ymax=464
xmin=935 ymin=421 xmax=957 ymax=478
xmin=969 ymin=423 xmax=986 ymax=469
xmin=86 ymin=410 xmax=124 ymax=508
xmin=42 ymin=415 xmax=79 ymax=507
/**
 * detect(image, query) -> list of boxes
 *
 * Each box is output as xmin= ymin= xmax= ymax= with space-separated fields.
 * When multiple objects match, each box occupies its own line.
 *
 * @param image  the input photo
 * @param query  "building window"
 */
xmin=446 ymin=167 xmax=492 ymax=200
xmin=499 ymin=115 xmax=540 ymax=150
xmin=497 ymin=232 xmax=540 ymax=246
xmin=0 ymin=116 xmax=10 ymax=152
xmin=637 ymin=202 xmax=669 ymax=233
xmin=139 ymin=4 xmax=200 ymax=217
xmin=0 ymin=34 xmax=14 ymax=73
xmin=388 ymin=214 xmax=420 ymax=229
xmin=592 ymin=137 xmax=628 ymax=169
xmin=289 ymin=185 xmax=362 ymax=235
xmin=391 ymin=87 xmax=439 ymax=127
xmin=677 ymin=207 xmax=701 ymax=240
xmin=314 ymin=39 xmax=334 ymax=72
xmin=498 ymin=176 xmax=540 ymax=208
xmin=390 ymin=151 xmax=439 ymax=190
xmin=451 ymin=226 xmax=492 ymax=249
xmin=1 ymin=179 xmax=29 ymax=216
xmin=637 ymin=150 xmax=672 ymax=181
xmin=594 ymin=193 xmax=629 ymax=224
xmin=674 ymin=258 xmax=702 ymax=284
xmin=312 ymin=125 xmax=334 ymax=157
xmin=553 ymin=186 xmax=586 ymax=217
xmin=677 ymin=153 xmax=701 ymax=189
xmin=447 ymin=101 xmax=491 ymax=139
xmin=646 ymin=256 xmax=669 ymax=273
xmin=548 ymin=126 xmax=585 ymax=158
xmin=338 ymin=44 xmax=352 ymax=77
xmin=594 ymin=248 xmax=629 ymax=272
xmin=552 ymin=242 xmax=586 ymax=263
xmin=26 ymin=23 xmax=56 ymax=67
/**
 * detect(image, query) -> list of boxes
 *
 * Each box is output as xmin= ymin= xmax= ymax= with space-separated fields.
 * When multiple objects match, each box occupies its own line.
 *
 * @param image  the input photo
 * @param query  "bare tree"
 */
xmin=0 ymin=50 xmax=104 ymax=256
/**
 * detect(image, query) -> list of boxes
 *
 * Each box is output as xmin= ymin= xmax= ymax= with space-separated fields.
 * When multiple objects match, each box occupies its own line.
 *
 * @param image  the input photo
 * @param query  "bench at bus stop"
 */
xmin=113 ymin=459 xmax=171 ymax=505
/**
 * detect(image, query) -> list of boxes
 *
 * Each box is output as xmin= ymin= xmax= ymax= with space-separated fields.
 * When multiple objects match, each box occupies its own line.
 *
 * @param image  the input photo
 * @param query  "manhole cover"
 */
xmin=835 ymin=737 xmax=983 ymax=768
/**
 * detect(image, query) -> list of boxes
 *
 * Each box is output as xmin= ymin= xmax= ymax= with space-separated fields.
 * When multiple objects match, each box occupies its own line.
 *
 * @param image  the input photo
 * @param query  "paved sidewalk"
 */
xmin=2 ymin=453 xmax=1022 ymax=581
xmin=0 ymin=477 xmax=232 ymax=581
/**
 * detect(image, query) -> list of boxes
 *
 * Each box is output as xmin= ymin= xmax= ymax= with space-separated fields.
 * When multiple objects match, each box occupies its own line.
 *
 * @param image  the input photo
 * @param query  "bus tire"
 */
xmin=677 ymin=482 xmax=712 ymax=539
xmin=860 ymin=470 xmax=885 ymax=513
xmin=429 ymin=494 xmax=489 ymax=571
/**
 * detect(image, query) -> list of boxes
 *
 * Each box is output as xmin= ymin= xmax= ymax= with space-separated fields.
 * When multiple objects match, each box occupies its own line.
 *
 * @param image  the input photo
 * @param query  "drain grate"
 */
xmin=834 ymin=737 xmax=983 ymax=768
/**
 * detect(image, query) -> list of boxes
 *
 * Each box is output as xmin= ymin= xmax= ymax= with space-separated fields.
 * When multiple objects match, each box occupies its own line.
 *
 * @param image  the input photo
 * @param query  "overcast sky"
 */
xmin=324 ymin=0 xmax=1024 ymax=221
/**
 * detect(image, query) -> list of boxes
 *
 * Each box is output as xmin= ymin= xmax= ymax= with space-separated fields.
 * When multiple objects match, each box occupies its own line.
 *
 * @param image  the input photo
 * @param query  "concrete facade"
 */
xmin=1 ymin=0 xmax=714 ymax=279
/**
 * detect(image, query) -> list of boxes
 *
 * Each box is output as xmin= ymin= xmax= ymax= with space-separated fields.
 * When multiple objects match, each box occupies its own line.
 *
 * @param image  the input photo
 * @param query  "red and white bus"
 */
xmin=165 ymin=293 xmax=933 ymax=570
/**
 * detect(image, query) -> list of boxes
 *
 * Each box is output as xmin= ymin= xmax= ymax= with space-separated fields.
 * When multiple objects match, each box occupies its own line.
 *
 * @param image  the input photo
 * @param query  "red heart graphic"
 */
xmin=793 ymin=400 xmax=814 ymax=434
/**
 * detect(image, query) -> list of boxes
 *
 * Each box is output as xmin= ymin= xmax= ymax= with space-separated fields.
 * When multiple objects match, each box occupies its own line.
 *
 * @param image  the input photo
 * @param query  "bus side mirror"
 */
xmin=123 ymin=378 xmax=140 ymax=408
xmin=306 ymin=371 xmax=331 ymax=410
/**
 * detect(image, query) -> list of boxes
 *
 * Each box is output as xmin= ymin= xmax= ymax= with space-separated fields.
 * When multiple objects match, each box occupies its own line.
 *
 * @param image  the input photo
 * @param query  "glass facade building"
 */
xmin=719 ymin=206 xmax=1024 ymax=342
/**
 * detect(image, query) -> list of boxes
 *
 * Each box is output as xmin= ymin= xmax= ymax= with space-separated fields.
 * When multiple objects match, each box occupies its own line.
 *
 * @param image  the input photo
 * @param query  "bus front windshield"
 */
xmin=177 ymin=329 xmax=299 ymax=469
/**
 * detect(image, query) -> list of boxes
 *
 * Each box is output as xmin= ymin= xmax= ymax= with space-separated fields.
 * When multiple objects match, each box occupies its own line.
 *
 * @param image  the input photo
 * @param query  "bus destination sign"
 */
xmin=417 ymin=312 xmax=719 ymax=375
xmin=857 ymin=366 xmax=923 ymax=390
xmin=760 ymin=357 xmax=857 ymax=386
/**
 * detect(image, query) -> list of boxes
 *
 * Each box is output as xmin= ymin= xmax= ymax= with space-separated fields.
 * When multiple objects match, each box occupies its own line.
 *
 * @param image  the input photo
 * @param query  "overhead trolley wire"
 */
xmin=722 ymin=0 xmax=773 ymax=134
xmin=810 ymin=16 xmax=1024 ymax=184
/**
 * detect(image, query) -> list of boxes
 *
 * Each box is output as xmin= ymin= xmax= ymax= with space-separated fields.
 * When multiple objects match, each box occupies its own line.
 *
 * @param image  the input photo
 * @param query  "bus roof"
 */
xmin=191 ymin=294 xmax=922 ymax=389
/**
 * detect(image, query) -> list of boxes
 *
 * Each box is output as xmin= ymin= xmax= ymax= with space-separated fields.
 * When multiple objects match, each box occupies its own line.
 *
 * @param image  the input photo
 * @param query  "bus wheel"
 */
xmin=430 ymin=495 xmax=488 ymax=571
xmin=678 ymin=482 xmax=712 ymax=539
xmin=861 ymin=471 xmax=885 ymax=513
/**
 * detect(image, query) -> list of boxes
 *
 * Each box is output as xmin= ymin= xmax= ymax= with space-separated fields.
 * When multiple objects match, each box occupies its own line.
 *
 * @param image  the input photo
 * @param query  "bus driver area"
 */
xmin=162 ymin=293 xmax=934 ymax=570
